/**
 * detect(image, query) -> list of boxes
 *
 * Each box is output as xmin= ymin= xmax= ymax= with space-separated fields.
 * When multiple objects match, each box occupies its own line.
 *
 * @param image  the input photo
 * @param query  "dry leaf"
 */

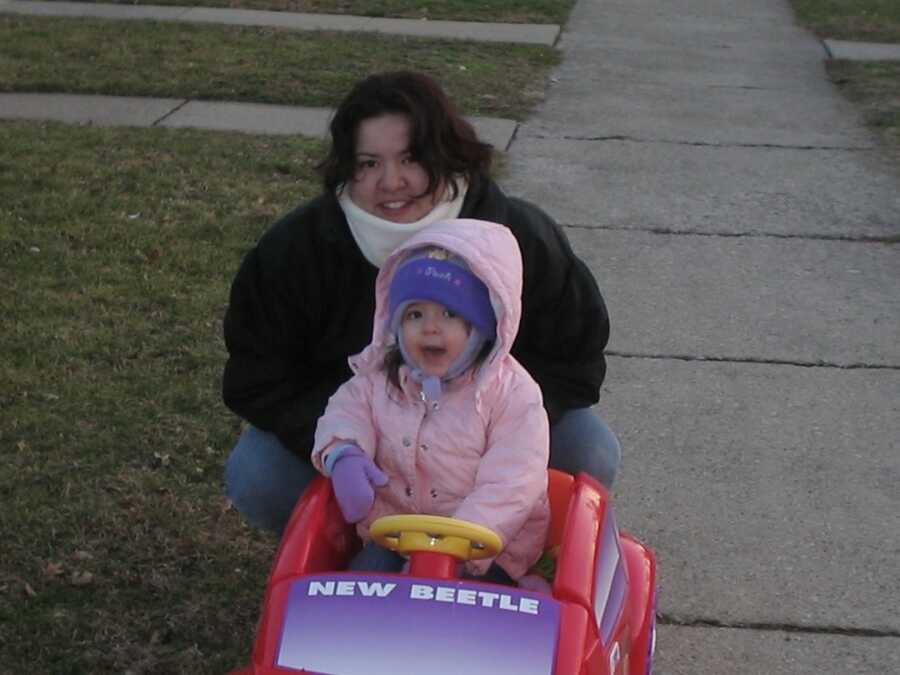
xmin=73 ymin=550 xmax=94 ymax=561
xmin=24 ymin=582 xmax=37 ymax=597
xmin=44 ymin=561 xmax=65 ymax=577
xmin=70 ymin=571 xmax=94 ymax=586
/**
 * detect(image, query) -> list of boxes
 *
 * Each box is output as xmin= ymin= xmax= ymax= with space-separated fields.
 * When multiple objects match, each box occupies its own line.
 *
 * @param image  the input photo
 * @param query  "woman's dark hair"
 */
xmin=319 ymin=71 xmax=493 ymax=198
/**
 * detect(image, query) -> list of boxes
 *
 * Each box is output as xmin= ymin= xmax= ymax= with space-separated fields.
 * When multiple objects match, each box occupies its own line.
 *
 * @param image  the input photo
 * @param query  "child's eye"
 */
xmin=356 ymin=159 xmax=378 ymax=170
xmin=443 ymin=309 xmax=457 ymax=318
xmin=405 ymin=309 xmax=422 ymax=321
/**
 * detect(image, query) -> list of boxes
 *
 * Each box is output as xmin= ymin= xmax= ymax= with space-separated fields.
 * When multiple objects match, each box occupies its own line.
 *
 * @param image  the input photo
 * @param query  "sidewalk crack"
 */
xmin=606 ymin=351 xmax=900 ymax=371
xmin=152 ymin=99 xmax=191 ymax=126
xmin=504 ymin=122 xmax=521 ymax=152
xmin=552 ymin=133 xmax=873 ymax=152
xmin=659 ymin=613 xmax=900 ymax=638
xmin=562 ymin=222 xmax=900 ymax=244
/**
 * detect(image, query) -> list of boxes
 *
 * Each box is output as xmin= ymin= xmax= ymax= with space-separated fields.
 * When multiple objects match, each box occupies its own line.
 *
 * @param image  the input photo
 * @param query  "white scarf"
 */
xmin=338 ymin=181 xmax=468 ymax=268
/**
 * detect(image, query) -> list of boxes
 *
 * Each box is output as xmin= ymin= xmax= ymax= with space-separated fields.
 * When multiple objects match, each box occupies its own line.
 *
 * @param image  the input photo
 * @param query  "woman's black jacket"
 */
xmin=222 ymin=176 xmax=609 ymax=459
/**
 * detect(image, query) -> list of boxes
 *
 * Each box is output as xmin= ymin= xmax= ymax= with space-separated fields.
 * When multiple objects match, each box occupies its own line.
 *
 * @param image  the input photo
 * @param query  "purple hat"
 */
xmin=388 ymin=248 xmax=496 ymax=340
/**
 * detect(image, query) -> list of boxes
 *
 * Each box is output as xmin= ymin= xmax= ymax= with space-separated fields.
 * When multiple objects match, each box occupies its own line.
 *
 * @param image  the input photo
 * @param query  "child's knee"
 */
xmin=349 ymin=543 xmax=405 ymax=572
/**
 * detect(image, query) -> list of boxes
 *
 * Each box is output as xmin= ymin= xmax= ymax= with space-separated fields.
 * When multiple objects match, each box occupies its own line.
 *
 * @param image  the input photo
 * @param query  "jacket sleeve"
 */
xmin=452 ymin=379 xmax=550 ymax=570
xmin=222 ymin=207 xmax=354 ymax=457
xmin=509 ymin=199 xmax=609 ymax=424
xmin=310 ymin=375 xmax=377 ymax=474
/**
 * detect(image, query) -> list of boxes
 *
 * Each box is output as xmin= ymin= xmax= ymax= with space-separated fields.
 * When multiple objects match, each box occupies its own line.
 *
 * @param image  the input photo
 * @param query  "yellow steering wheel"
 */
xmin=369 ymin=514 xmax=502 ymax=562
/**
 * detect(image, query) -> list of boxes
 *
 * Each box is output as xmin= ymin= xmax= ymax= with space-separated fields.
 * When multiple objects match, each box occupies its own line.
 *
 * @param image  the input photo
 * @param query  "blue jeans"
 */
xmin=348 ymin=542 xmax=517 ymax=585
xmin=223 ymin=407 xmax=621 ymax=534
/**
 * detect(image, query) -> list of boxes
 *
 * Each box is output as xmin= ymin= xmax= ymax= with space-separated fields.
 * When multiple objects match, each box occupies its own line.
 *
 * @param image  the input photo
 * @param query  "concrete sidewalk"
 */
xmin=0 ymin=0 xmax=560 ymax=45
xmin=500 ymin=0 xmax=899 ymax=672
xmin=824 ymin=38 xmax=900 ymax=61
xmin=0 ymin=92 xmax=519 ymax=149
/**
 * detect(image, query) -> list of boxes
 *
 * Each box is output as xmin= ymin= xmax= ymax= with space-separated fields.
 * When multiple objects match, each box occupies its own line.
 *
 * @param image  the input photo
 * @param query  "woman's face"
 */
xmin=348 ymin=113 xmax=445 ymax=223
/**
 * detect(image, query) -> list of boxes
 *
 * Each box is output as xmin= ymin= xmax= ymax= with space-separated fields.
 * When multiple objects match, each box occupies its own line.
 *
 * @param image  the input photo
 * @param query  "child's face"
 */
xmin=400 ymin=300 xmax=470 ymax=377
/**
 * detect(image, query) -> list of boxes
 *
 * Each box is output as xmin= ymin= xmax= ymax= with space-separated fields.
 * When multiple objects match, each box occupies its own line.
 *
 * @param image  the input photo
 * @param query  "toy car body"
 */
xmin=231 ymin=470 xmax=657 ymax=675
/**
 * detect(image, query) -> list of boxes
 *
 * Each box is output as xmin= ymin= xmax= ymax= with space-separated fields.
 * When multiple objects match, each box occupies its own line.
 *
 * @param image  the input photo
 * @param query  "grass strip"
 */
xmin=1 ymin=119 xmax=327 ymax=673
xmin=791 ymin=0 xmax=900 ymax=43
xmin=788 ymin=2 xmax=900 ymax=162
xmin=42 ymin=0 xmax=576 ymax=24
xmin=828 ymin=60 xmax=900 ymax=161
xmin=0 ymin=16 xmax=559 ymax=120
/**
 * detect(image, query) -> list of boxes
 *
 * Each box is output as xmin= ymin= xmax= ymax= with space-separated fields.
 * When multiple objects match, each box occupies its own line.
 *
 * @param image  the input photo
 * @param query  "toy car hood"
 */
xmin=273 ymin=574 xmax=560 ymax=674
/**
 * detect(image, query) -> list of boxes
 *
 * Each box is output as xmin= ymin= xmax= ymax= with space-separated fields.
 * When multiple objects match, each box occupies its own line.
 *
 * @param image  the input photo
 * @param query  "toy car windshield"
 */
xmin=275 ymin=574 xmax=559 ymax=674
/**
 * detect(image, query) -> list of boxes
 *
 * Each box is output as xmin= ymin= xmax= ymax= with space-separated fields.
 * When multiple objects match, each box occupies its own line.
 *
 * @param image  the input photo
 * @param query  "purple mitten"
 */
xmin=329 ymin=446 xmax=388 ymax=523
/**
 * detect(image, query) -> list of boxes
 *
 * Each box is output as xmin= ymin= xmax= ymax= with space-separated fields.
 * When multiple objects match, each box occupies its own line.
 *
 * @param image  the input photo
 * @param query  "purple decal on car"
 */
xmin=275 ymin=574 xmax=560 ymax=675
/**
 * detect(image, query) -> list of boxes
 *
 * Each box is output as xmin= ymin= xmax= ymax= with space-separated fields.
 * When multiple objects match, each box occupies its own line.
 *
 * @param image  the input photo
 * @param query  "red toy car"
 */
xmin=231 ymin=470 xmax=657 ymax=674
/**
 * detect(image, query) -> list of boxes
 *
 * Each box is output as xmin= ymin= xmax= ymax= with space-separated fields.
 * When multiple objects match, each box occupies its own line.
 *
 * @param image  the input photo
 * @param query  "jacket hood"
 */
xmin=350 ymin=219 xmax=523 ymax=379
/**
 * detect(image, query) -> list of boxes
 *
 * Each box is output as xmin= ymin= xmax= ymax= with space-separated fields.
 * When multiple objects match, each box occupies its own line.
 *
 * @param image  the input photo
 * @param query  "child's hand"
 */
xmin=330 ymin=446 xmax=388 ymax=523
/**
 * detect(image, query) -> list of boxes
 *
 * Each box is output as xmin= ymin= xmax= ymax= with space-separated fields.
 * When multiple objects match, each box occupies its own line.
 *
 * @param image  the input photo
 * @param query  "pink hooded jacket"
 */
xmin=312 ymin=218 xmax=550 ymax=579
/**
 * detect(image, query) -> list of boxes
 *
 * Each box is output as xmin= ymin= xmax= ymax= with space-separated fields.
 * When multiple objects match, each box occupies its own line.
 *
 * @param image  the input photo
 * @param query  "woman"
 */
xmin=222 ymin=71 xmax=620 ymax=534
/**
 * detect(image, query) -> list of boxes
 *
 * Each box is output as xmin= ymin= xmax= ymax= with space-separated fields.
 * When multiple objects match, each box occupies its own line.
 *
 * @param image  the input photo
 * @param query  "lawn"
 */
xmin=790 ymin=0 xmax=900 ymax=161
xmin=792 ymin=0 xmax=900 ymax=43
xmin=829 ymin=60 xmax=900 ymax=161
xmin=1 ymin=120 xmax=326 ymax=674
xmin=0 ymin=15 xmax=560 ymax=120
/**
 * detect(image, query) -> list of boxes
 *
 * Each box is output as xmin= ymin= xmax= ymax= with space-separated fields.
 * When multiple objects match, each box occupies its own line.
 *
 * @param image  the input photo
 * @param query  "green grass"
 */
xmin=0 ymin=16 xmax=560 ymax=120
xmin=0 ymin=120 xmax=326 ymax=674
xmin=791 ymin=0 xmax=900 ymax=43
xmin=828 ymin=60 xmax=900 ymax=161
xmin=788 ymin=2 xmax=900 ymax=161
xmin=45 ymin=0 xmax=576 ymax=24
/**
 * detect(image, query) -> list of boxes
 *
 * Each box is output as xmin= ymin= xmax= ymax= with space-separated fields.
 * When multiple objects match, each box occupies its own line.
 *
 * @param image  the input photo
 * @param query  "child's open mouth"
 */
xmin=421 ymin=346 xmax=446 ymax=358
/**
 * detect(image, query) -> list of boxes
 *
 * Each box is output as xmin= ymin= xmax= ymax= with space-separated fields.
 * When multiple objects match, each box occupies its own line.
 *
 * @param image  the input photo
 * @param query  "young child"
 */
xmin=312 ymin=218 xmax=550 ymax=586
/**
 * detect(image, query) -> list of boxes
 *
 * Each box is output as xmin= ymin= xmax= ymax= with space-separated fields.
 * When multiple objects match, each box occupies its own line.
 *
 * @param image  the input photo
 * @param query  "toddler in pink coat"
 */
xmin=312 ymin=218 xmax=550 ymax=586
